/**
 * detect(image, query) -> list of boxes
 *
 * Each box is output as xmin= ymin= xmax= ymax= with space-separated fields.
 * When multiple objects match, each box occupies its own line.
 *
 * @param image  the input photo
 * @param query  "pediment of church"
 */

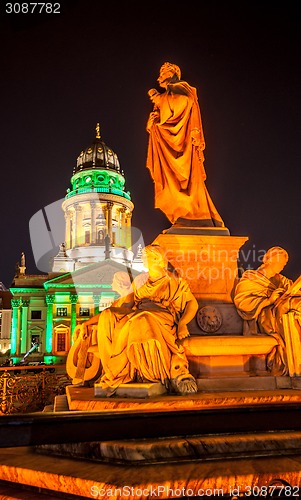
xmin=28 ymin=325 xmax=44 ymax=333
xmin=44 ymin=260 xmax=140 ymax=290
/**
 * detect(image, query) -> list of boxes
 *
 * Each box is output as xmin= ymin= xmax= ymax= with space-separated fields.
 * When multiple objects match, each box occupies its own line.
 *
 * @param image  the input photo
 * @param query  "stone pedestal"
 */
xmin=153 ymin=231 xmax=248 ymax=336
xmin=182 ymin=335 xmax=279 ymax=380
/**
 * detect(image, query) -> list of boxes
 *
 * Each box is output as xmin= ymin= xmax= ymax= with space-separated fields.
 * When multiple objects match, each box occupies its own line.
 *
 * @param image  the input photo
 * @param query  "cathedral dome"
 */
xmin=66 ymin=123 xmax=131 ymax=202
xmin=73 ymin=123 xmax=121 ymax=175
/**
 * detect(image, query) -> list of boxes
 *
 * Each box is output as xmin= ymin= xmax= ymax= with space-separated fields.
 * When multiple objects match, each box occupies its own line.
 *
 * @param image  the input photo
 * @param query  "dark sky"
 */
xmin=1 ymin=1 xmax=301 ymax=287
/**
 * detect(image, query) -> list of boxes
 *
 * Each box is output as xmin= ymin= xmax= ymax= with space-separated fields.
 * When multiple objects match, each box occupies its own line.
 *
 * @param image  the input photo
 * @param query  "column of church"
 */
xmin=120 ymin=208 xmax=127 ymax=247
xmin=70 ymin=294 xmax=78 ymax=338
xmin=45 ymin=294 xmax=55 ymax=354
xmin=10 ymin=298 xmax=21 ymax=355
xmin=65 ymin=210 xmax=71 ymax=249
xmin=73 ymin=204 xmax=81 ymax=247
xmin=93 ymin=294 xmax=101 ymax=316
xmin=20 ymin=299 xmax=29 ymax=354
xmin=90 ymin=201 xmax=96 ymax=244
xmin=125 ymin=212 xmax=132 ymax=249
xmin=76 ymin=205 xmax=83 ymax=245
xmin=114 ymin=205 xmax=120 ymax=246
xmin=107 ymin=202 xmax=113 ymax=243
xmin=102 ymin=205 xmax=108 ymax=242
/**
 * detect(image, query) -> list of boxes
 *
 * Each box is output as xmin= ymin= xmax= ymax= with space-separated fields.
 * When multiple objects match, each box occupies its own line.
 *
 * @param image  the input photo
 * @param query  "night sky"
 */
xmin=1 ymin=1 xmax=301 ymax=287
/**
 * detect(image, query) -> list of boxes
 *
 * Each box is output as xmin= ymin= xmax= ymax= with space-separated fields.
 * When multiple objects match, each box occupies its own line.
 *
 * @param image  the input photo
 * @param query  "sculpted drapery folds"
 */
xmin=146 ymin=62 xmax=224 ymax=226
xmin=234 ymin=247 xmax=301 ymax=375
xmin=97 ymin=245 xmax=198 ymax=396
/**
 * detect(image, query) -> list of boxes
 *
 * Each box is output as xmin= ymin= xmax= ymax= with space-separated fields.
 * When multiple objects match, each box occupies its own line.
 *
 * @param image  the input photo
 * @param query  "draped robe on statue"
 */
xmin=97 ymin=271 xmax=193 ymax=391
xmin=234 ymin=270 xmax=293 ymax=374
xmin=146 ymin=81 xmax=224 ymax=225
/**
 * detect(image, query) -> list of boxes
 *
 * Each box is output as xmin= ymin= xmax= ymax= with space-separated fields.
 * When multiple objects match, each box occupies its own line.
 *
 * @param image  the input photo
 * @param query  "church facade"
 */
xmin=9 ymin=126 xmax=143 ymax=363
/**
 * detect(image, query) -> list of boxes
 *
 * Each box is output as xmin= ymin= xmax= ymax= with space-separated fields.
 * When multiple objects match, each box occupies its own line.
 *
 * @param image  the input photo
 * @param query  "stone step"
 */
xmin=3 ymin=443 xmax=301 ymax=499
xmin=0 ymin=479 xmax=79 ymax=499
xmin=36 ymin=429 xmax=301 ymax=465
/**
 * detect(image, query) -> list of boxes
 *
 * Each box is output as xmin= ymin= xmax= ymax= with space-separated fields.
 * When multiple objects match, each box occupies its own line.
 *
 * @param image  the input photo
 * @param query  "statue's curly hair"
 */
xmin=142 ymin=244 xmax=168 ymax=267
xmin=161 ymin=62 xmax=181 ymax=80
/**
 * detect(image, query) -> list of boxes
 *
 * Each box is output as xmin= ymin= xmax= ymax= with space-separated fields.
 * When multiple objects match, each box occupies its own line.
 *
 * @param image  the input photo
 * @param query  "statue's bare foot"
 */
xmin=72 ymin=378 xmax=85 ymax=387
xmin=170 ymin=375 xmax=198 ymax=395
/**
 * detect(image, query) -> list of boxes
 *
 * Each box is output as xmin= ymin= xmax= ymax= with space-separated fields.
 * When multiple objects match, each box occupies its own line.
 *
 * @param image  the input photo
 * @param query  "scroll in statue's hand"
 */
xmin=148 ymin=88 xmax=160 ymax=104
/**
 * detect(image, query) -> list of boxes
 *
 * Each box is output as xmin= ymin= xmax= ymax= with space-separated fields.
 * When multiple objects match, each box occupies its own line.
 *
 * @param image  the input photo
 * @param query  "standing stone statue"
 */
xmin=20 ymin=252 xmax=25 ymax=267
xmin=18 ymin=252 xmax=26 ymax=275
xmin=146 ymin=62 xmax=224 ymax=227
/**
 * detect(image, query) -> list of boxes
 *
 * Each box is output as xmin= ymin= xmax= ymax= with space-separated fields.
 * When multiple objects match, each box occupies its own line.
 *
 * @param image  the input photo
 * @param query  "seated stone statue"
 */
xmin=234 ymin=246 xmax=301 ymax=376
xmin=96 ymin=244 xmax=199 ymax=396
xmin=67 ymin=271 xmax=133 ymax=385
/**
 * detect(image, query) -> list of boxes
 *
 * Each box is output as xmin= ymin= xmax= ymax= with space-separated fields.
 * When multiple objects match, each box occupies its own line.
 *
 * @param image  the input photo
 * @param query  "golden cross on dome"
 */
xmin=96 ymin=123 xmax=101 ymax=139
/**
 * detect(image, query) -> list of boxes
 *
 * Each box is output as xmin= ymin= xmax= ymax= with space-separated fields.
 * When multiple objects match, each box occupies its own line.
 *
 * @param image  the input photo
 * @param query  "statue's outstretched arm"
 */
xmin=177 ymin=295 xmax=198 ymax=340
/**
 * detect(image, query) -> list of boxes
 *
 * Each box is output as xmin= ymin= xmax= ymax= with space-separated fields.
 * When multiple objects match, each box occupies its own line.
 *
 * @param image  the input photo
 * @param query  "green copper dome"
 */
xmin=66 ymin=124 xmax=131 ymax=201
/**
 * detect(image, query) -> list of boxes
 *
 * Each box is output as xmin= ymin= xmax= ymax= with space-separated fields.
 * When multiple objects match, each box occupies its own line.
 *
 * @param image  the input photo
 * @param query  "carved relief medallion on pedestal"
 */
xmin=196 ymin=306 xmax=223 ymax=334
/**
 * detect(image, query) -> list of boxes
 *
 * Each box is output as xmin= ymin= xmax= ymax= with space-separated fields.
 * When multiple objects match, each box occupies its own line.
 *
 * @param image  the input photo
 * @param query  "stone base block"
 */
xmin=183 ymin=335 xmax=279 ymax=378
xmin=94 ymin=382 xmax=167 ymax=398
xmin=196 ymin=375 xmax=293 ymax=392
xmin=153 ymin=232 xmax=248 ymax=303
xmin=165 ymin=225 xmax=230 ymax=236
xmin=53 ymin=394 xmax=69 ymax=412
xmin=196 ymin=375 xmax=278 ymax=392
xmin=292 ymin=377 xmax=301 ymax=389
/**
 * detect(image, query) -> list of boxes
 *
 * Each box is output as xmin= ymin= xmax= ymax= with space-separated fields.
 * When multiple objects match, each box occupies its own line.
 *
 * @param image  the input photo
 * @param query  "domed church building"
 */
xmin=9 ymin=126 xmax=142 ymax=363
xmin=53 ymin=124 xmax=134 ymax=272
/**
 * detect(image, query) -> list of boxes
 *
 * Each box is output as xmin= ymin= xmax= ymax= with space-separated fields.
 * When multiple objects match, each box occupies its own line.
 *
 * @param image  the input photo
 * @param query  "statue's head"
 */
xmin=158 ymin=62 xmax=181 ymax=88
xmin=262 ymin=246 xmax=288 ymax=273
xmin=141 ymin=244 xmax=168 ymax=269
xmin=112 ymin=271 xmax=132 ymax=296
